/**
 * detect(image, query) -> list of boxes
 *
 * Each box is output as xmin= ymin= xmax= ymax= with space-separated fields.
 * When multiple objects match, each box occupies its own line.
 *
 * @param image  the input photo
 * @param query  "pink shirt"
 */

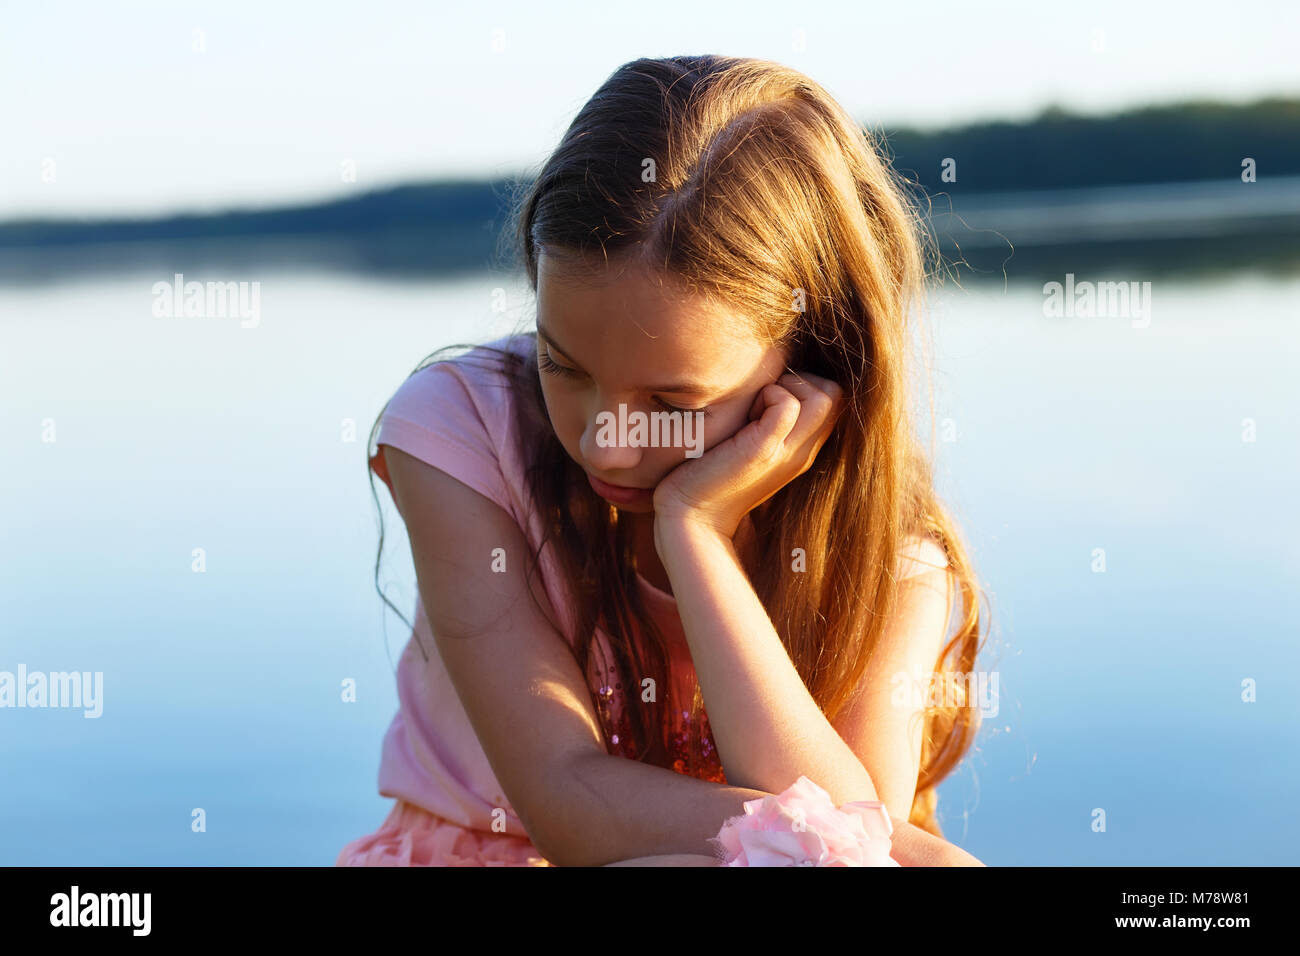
xmin=366 ymin=334 xmax=949 ymax=844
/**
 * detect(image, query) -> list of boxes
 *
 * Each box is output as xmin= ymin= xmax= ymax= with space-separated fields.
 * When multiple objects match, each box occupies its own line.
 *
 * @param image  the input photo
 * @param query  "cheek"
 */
xmin=540 ymin=382 xmax=593 ymax=467
xmin=541 ymin=386 xmax=564 ymax=425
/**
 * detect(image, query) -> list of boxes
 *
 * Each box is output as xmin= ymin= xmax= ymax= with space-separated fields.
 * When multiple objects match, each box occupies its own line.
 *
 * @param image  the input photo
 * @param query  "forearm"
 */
xmin=535 ymin=750 xmax=773 ymax=867
xmin=656 ymin=517 xmax=879 ymax=806
xmin=534 ymin=751 xmax=984 ymax=868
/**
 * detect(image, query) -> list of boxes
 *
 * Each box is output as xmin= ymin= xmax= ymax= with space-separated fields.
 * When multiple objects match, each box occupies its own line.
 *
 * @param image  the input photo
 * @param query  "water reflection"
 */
xmin=1 ymin=262 xmax=1296 ymax=864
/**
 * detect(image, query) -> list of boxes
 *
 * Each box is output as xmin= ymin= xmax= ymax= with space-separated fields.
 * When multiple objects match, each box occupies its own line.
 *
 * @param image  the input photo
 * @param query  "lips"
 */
xmin=586 ymin=472 xmax=654 ymax=506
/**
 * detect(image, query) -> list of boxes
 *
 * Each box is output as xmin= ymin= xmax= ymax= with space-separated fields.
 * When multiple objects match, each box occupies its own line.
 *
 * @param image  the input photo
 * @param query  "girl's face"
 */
xmin=536 ymin=251 xmax=789 ymax=514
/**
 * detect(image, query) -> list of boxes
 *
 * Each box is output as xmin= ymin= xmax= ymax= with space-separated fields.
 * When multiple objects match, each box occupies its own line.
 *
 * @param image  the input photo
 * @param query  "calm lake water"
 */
xmin=1 ymin=265 xmax=1297 ymax=865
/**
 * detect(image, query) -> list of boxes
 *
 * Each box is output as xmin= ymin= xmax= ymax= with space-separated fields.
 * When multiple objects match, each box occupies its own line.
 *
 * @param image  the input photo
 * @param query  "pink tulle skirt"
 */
xmin=335 ymin=800 xmax=553 ymax=867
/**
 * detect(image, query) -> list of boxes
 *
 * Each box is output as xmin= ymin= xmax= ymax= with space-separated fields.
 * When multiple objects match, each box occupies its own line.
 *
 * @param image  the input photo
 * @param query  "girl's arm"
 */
xmin=827 ymin=565 xmax=956 ymax=819
xmin=654 ymin=516 xmax=881 ymax=806
xmin=650 ymin=371 xmax=959 ymax=817
xmin=382 ymin=445 xmax=774 ymax=867
xmin=384 ymin=444 xmax=983 ymax=867
xmin=644 ymin=520 xmax=983 ymax=866
xmin=603 ymin=817 xmax=985 ymax=866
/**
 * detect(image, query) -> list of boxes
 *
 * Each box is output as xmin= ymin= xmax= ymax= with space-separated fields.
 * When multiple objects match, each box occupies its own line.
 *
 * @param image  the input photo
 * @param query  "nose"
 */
xmin=579 ymin=401 xmax=643 ymax=473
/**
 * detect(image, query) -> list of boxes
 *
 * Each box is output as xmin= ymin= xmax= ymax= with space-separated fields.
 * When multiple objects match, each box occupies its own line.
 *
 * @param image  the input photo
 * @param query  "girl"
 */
xmin=337 ymin=54 xmax=988 ymax=867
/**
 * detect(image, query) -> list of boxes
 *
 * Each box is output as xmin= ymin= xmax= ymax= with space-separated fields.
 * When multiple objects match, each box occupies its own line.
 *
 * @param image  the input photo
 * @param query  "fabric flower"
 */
xmin=707 ymin=775 xmax=900 ymax=867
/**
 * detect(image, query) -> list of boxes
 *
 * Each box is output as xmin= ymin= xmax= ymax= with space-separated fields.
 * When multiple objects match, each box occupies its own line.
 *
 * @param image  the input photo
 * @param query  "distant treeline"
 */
xmin=0 ymin=180 xmax=519 ymax=276
xmin=0 ymin=181 xmax=512 ymax=251
xmin=877 ymin=96 xmax=1300 ymax=195
xmin=1 ymin=96 xmax=1296 ymax=275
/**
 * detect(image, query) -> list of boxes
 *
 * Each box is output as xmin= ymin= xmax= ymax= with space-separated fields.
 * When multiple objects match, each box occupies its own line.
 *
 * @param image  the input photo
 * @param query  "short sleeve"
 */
xmin=896 ymin=534 xmax=949 ymax=581
xmin=368 ymin=360 xmax=514 ymax=516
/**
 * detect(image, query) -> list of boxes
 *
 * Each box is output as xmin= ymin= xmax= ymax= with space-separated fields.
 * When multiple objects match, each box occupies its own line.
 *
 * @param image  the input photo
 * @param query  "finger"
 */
xmin=778 ymin=372 xmax=844 ymax=419
xmin=738 ymin=383 xmax=801 ymax=459
xmin=777 ymin=372 xmax=844 ymax=448
xmin=781 ymin=370 xmax=844 ymax=404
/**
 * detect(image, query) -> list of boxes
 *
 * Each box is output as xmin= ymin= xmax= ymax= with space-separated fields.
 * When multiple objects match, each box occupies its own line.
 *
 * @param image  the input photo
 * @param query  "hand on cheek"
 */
xmin=652 ymin=371 xmax=844 ymax=538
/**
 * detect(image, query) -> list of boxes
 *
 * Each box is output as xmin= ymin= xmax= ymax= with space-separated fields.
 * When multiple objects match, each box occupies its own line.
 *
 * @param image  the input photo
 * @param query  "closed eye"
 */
xmin=538 ymin=350 xmax=582 ymax=379
xmin=540 ymin=347 xmax=710 ymax=416
xmin=654 ymin=396 xmax=710 ymax=417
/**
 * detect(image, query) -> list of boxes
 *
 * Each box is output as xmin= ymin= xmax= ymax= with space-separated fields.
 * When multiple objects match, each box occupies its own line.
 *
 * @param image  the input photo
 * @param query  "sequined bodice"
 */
xmin=593 ymin=664 xmax=728 ymax=784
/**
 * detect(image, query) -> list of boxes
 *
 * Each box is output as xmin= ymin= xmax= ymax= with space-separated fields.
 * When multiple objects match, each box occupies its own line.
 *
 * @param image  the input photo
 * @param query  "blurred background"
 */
xmin=2 ymin=1 xmax=1297 ymax=865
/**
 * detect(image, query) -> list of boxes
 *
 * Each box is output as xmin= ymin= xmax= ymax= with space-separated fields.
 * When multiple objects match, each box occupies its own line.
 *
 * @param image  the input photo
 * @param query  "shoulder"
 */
xmin=895 ymin=533 xmax=949 ymax=583
xmin=382 ymin=334 xmax=534 ymax=429
xmin=370 ymin=334 xmax=536 ymax=513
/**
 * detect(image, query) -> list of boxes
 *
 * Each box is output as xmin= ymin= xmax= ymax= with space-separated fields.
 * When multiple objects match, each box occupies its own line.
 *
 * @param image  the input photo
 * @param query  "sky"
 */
xmin=3 ymin=0 xmax=1298 ymax=219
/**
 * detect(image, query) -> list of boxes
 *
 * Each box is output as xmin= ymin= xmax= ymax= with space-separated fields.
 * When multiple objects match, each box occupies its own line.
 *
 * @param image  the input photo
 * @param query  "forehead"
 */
xmin=536 ymin=251 xmax=765 ymax=384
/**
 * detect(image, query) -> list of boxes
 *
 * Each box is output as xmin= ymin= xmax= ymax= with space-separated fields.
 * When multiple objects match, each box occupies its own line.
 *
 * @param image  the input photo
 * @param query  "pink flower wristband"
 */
xmin=706 ymin=775 xmax=900 ymax=867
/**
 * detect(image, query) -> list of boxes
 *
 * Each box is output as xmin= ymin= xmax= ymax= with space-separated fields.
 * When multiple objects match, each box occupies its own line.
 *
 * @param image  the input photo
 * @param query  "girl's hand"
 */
xmin=652 ymin=371 xmax=845 ymax=541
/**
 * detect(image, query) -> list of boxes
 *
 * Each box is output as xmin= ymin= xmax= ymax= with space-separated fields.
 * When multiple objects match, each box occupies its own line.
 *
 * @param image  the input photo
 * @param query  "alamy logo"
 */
xmin=595 ymin=403 xmax=705 ymax=458
xmin=152 ymin=272 xmax=261 ymax=328
xmin=0 ymin=665 xmax=103 ymax=718
xmin=50 ymin=886 xmax=151 ymax=936
xmin=1042 ymin=273 xmax=1152 ymax=327
xmin=891 ymin=669 xmax=1000 ymax=718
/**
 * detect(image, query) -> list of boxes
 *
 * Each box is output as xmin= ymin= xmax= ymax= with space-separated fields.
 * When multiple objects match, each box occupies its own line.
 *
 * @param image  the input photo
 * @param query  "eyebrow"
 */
xmin=536 ymin=322 xmax=720 ymax=396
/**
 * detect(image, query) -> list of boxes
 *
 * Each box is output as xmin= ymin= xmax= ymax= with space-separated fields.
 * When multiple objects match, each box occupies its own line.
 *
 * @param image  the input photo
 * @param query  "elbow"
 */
xmin=532 ymin=829 xmax=618 ymax=868
xmin=515 ymin=807 xmax=583 ymax=868
xmin=939 ymin=845 xmax=987 ymax=867
xmin=516 ymin=753 xmax=606 ymax=868
xmin=888 ymin=816 xmax=987 ymax=867
xmin=528 ymin=827 xmax=588 ymax=868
